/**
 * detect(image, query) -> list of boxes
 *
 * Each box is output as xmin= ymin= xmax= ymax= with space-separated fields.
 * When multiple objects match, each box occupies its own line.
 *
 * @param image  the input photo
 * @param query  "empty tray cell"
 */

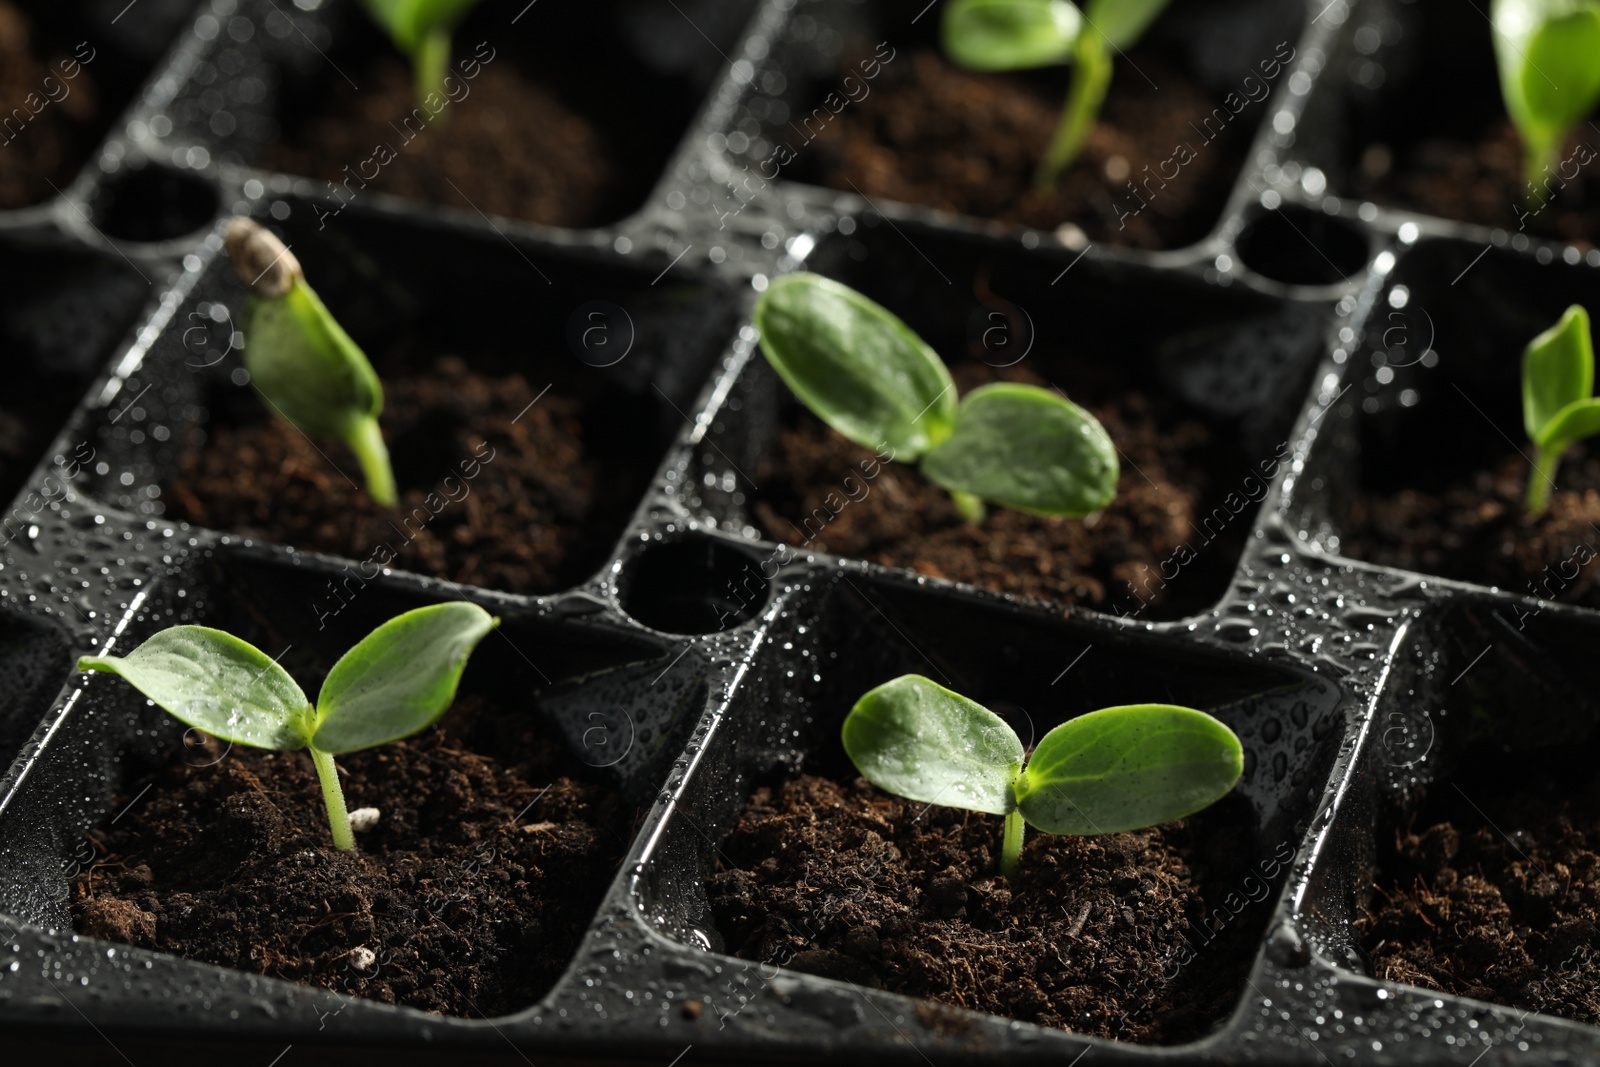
xmin=637 ymin=569 xmax=1343 ymax=1044
xmin=75 ymin=196 xmax=739 ymax=595
xmin=698 ymin=220 xmax=1325 ymax=619
xmin=0 ymin=545 xmax=705 ymax=1018
xmin=1297 ymin=236 xmax=1600 ymax=608
xmin=1350 ymin=600 xmax=1600 ymax=1026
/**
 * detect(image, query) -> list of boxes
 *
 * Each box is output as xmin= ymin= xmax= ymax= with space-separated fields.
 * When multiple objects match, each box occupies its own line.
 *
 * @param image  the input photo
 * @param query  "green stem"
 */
xmin=1034 ymin=33 xmax=1113 ymax=191
xmin=1000 ymin=808 xmax=1025 ymax=879
xmin=1522 ymin=134 xmax=1558 ymax=209
xmin=412 ymin=28 xmax=452 ymax=111
xmin=310 ymin=746 xmax=355 ymax=852
xmin=347 ymin=415 xmax=398 ymax=507
xmin=950 ymin=489 xmax=987 ymax=524
xmin=1526 ymin=443 xmax=1558 ymax=517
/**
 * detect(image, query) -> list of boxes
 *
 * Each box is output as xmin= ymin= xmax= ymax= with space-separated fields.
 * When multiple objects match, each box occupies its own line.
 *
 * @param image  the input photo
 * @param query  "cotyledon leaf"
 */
xmin=919 ymin=382 xmax=1118 ymax=516
xmin=1014 ymin=704 xmax=1242 ymax=834
xmin=78 ymin=626 xmax=314 ymax=750
xmin=942 ymin=0 xmax=1081 ymax=71
xmin=754 ymin=273 xmax=958 ymax=459
xmin=312 ymin=602 xmax=499 ymax=754
xmin=842 ymin=674 xmax=1025 ymax=816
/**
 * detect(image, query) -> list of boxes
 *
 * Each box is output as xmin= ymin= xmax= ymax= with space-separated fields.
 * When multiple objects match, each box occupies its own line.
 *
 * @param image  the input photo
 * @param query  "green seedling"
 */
xmin=77 ymin=603 xmax=498 ymax=851
xmin=1523 ymin=304 xmax=1600 ymax=515
xmin=941 ymin=0 xmax=1171 ymax=189
xmin=1491 ymin=0 xmax=1600 ymax=192
xmin=361 ymin=0 xmax=486 ymax=107
xmin=225 ymin=217 xmax=397 ymax=507
xmin=842 ymin=674 xmax=1242 ymax=878
xmin=754 ymin=272 xmax=1117 ymax=523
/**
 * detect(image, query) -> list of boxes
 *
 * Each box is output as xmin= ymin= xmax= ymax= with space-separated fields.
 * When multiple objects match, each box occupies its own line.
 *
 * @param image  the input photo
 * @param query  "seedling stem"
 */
xmin=414 ymin=26 xmax=451 ymax=111
xmin=951 ymin=489 xmax=988 ymax=524
xmin=349 ymin=416 xmax=399 ymax=508
xmin=360 ymin=0 xmax=486 ymax=110
xmin=1526 ymin=445 xmax=1556 ymax=515
xmin=1525 ymin=141 xmax=1556 ymax=204
xmin=310 ymin=746 xmax=355 ymax=851
xmin=1001 ymin=807 xmax=1026 ymax=879
xmin=1036 ymin=31 xmax=1111 ymax=189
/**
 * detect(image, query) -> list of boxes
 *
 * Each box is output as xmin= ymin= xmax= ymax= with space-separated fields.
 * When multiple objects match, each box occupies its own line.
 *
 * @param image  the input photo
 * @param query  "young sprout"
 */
xmin=225 ymin=217 xmax=398 ymax=507
xmin=78 ymin=602 xmax=498 ymax=851
xmin=1523 ymin=304 xmax=1600 ymax=515
xmin=1491 ymin=0 xmax=1600 ymax=193
xmin=360 ymin=0 xmax=486 ymax=107
xmin=842 ymin=674 xmax=1243 ymax=878
xmin=942 ymin=0 xmax=1171 ymax=189
xmin=754 ymin=272 xmax=1117 ymax=523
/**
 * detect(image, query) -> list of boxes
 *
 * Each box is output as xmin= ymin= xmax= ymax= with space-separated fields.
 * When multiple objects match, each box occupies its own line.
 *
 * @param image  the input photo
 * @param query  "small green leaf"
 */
xmin=1523 ymin=304 xmax=1593 ymax=441
xmin=842 ymin=674 xmax=1024 ymax=816
xmin=755 ymin=273 xmax=958 ymax=459
xmin=941 ymin=0 xmax=1081 ymax=71
xmin=360 ymin=0 xmax=482 ymax=53
xmin=241 ymin=272 xmax=397 ymax=505
xmin=1492 ymin=0 xmax=1600 ymax=171
xmin=244 ymin=279 xmax=383 ymax=440
xmin=312 ymin=602 xmax=499 ymax=754
xmin=1014 ymin=704 xmax=1242 ymax=835
xmin=1536 ymin=396 xmax=1600 ymax=453
xmin=1083 ymin=0 xmax=1171 ymax=49
xmin=78 ymin=627 xmax=313 ymax=750
xmin=919 ymin=382 xmax=1117 ymax=516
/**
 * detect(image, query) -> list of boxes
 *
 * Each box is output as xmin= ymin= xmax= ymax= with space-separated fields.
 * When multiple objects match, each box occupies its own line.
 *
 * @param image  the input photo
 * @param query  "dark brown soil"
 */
xmin=753 ymin=356 xmax=1261 ymax=620
xmin=708 ymin=774 xmax=1267 ymax=1042
xmin=1357 ymin=776 xmax=1600 ymax=1024
xmin=72 ymin=692 xmax=635 ymax=1017
xmin=801 ymin=46 xmax=1264 ymax=249
xmin=165 ymin=350 xmax=639 ymax=596
xmin=0 ymin=2 xmax=101 ymax=208
xmin=259 ymin=54 xmax=621 ymax=228
xmin=1356 ymin=122 xmax=1600 ymax=246
xmin=1341 ymin=448 xmax=1600 ymax=608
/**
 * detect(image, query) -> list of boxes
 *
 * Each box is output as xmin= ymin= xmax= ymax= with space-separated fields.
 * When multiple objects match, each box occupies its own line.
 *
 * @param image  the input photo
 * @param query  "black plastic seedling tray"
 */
xmin=8 ymin=0 xmax=1600 ymax=1063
